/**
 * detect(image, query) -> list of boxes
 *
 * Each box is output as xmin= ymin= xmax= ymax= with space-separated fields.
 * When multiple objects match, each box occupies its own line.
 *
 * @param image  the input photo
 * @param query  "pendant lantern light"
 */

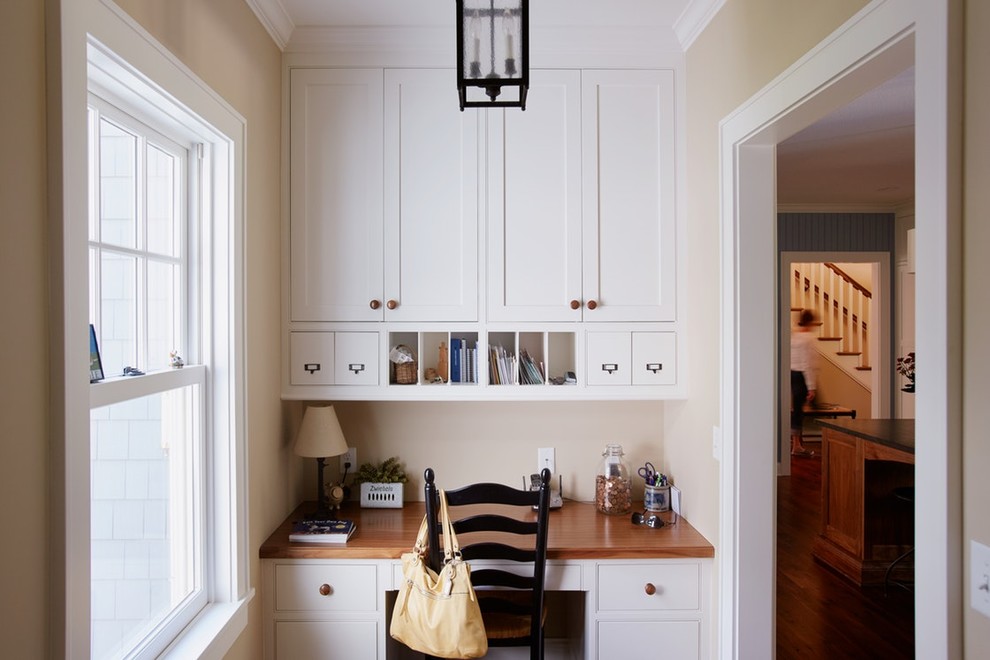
xmin=456 ymin=0 xmax=529 ymax=110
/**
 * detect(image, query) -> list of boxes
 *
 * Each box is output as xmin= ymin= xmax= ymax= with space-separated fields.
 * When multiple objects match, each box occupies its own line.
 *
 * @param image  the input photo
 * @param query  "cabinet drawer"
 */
xmin=586 ymin=332 xmax=630 ymax=385
xmin=290 ymin=332 xmax=335 ymax=385
xmin=631 ymin=332 xmax=676 ymax=386
xmin=276 ymin=620 xmax=378 ymax=660
xmin=275 ymin=563 xmax=378 ymax=612
xmin=597 ymin=562 xmax=700 ymax=611
xmin=334 ymin=332 xmax=379 ymax=386
xmin=597 ymin=620 xmax=699 ymax=658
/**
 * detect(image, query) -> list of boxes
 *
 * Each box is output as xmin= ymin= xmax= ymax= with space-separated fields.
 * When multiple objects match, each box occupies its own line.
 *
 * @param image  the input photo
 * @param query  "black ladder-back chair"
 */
xmin=423 ymin=467 xmax=552 ymax=660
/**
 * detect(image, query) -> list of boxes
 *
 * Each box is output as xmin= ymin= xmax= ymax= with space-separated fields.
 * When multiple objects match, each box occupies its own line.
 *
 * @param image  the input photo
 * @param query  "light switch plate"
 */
xmin=972 ymin=539 xmax=990 ymax=618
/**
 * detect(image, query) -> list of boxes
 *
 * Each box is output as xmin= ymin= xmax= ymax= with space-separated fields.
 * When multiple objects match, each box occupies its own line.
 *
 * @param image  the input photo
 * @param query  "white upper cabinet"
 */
xmin=290 ymin=68 xmax=384 ymax=322
xmin=582 ymin=70 xmax=677 ymax=322
xmin=488 ymin=70 xmax=583 ymax=322
xmin=489 ymin=70 xmax=677 ymax=323
xmin=384 ymin=69 xmax=480 ymax=322
xmin=289 ymin=68 xmax=479 ymax=323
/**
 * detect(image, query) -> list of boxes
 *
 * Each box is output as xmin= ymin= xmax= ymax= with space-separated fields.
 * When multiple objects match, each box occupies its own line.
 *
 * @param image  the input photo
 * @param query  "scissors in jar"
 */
xmin=638 ymin=462 xmax=658 ymax=486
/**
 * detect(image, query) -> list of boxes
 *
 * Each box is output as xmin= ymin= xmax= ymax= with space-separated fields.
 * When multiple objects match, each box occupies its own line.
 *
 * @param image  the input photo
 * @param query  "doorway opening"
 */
xmin=778 ymin=253 xmax=892 ymax=476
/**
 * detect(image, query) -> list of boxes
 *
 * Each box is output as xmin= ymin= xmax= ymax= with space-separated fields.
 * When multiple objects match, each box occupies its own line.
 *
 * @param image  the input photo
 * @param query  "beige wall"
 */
xmin=677 ymin=0 xmax=871 ymax=548
xmin=108 ymin=2 xmax=285 ymax=657
xmin=0 ymin=0 xmax=51 ymax=656
xmin=964 ymin=0 xmax=990 ymax=652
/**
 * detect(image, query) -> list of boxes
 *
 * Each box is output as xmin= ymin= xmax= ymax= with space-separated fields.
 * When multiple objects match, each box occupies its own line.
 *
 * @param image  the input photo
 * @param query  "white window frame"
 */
xmin=49 ymin=1 xmax=250 ymax=657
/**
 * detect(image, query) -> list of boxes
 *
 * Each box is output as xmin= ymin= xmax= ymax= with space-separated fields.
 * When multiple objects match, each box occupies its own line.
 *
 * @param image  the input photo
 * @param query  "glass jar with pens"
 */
xmin=640 ymin=461 xmax=670 ymax=512
xmin=595 ymin=444 xmax=632 ymax=515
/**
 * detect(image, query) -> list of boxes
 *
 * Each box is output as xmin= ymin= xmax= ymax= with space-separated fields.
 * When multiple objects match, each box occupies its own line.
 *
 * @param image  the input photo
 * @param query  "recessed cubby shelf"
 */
xmin=387 ymin=330 xmax=577 ymax=388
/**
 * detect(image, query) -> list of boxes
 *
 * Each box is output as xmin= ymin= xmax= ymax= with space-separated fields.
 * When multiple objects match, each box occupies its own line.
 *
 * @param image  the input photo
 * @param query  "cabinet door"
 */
xmin=290 ymin=69 xmax=384 ymax=322
xmin=384 ymin=69 xmax=479 ymax=322
xmin=488 ymin=70 xmax=582 ymax=322
xmin=582 ymin=70 xmax=677 ymax=322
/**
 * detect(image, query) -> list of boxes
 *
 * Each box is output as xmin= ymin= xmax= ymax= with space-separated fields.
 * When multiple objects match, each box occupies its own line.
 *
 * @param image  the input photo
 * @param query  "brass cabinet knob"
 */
xmin=644 ymin=582 xmax=657 ymax=596
xmin=369 ymin=300 xmax=381 ymax=310
xmin=319 ymin=583 xmax=332 ymax=596
xmin=570 ymin=300 xmax=581 ymax=310
xmin=586 ymin=300 xmax=598 ymax=310
xmin=386 ymin=299 xmax=398 ymax=310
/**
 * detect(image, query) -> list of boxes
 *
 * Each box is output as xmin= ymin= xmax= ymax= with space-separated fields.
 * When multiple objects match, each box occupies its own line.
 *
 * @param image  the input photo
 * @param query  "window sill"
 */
xmin=161 ymin=589 xmax=255 ymax=660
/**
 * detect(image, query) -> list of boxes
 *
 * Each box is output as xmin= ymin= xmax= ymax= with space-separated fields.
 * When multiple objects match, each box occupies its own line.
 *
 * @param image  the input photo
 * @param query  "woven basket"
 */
xmin=391 ymin=345 xmax=417 ymax=384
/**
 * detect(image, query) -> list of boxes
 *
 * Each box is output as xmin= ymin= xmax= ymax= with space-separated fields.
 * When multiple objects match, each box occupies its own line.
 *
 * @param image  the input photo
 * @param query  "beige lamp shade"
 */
xmin=294 ymin=405 xmax=349 ymax=458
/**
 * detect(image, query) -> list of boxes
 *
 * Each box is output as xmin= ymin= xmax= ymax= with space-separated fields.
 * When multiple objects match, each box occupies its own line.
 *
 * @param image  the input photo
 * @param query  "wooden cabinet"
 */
xmin=488 ymin=70 xmax=583 ymax=322
xmin=488 ymin=70 xmax=678 ymax=324
xmin=284 ymin=67 xmax=683 ymax=399
xmin=289 ymin=69 xmax=384 ymax=323
xmin=384 ymin=69 xmax=479 ymax=322
xmin=582 ymin=70 xmax=677 ymax=323
xmin=289 ymin=68 xmax=478 ymax=324
xmin=261 ymin=504 xmax=712 ymax=660
xmin=289 ymin=332 xmax=379 ymax=387
xmin=593 ymin=561 xmax=708 ymax=658
xmin=265 ymin=560 xmax=387 ymax=659
xmin=587 ymin=331 xmax=676 ymax=386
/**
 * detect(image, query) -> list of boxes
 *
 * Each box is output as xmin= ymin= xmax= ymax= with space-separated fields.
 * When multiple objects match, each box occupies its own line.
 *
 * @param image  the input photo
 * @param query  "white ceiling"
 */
xmin=777 ymin=67 xmax=915 ymax=208
xmin=246 ymin=0 xmax=915 ymax=209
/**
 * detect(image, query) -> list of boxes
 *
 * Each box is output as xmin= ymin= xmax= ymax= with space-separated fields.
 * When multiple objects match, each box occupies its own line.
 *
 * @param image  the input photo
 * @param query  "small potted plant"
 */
xmin=896 ymin=351 xmax=915 ymax=392
xmin=355 ymin=456 xmax=408 ymax=508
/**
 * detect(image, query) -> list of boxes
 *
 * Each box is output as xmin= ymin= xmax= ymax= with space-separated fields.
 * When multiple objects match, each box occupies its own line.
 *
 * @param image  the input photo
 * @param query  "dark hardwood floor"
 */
xmin=777 ymin=451 xmax=915 ymax=659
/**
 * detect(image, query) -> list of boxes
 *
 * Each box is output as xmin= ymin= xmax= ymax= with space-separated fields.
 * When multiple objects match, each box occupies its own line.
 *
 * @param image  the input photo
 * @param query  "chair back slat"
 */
xmin=468 ymin=568 xmax=534 ymax=590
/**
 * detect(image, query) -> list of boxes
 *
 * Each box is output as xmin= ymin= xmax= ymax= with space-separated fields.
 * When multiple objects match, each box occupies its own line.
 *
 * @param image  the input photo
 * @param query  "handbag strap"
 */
xmin=412 ymin=514 xmax=430 ymax=556
xmin=438 ymin=489 xmax=461 ymax=563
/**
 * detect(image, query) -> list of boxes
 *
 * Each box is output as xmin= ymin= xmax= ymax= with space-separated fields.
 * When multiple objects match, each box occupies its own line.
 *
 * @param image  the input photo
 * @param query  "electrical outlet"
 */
xmin=972 ymin=539 xmax=990 ymax=618
xmin=538 ymin=447 xmax=556 ymax=476
xmin=341 ymin=447 xmax=357 ymax=478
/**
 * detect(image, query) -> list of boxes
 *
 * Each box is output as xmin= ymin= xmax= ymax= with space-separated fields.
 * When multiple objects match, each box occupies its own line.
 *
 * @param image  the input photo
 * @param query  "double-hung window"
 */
xmin=87 ymin=97 xmax=207 ymax=659
xmin=78 ymin=23 xmax=252 ymax=654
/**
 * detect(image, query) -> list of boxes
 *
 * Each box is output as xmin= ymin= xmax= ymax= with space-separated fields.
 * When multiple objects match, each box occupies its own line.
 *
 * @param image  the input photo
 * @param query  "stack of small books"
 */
xmin=289 ymin=518 xmax=356 ymax=544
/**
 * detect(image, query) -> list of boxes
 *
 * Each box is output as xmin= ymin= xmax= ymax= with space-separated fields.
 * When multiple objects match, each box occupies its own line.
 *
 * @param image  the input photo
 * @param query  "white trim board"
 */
xmin=717 ymin=0 xmax=962 ymax=658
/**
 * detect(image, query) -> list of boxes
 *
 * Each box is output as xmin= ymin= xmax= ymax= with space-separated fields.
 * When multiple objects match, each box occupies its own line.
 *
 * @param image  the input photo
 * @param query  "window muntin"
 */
xmin=88 ymin=95 xmax=205 ymax=660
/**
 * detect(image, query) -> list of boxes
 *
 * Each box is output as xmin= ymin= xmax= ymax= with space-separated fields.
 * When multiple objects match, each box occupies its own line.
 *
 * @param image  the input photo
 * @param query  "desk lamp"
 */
xmin=294 ymin=405 xmax=349 ymax=518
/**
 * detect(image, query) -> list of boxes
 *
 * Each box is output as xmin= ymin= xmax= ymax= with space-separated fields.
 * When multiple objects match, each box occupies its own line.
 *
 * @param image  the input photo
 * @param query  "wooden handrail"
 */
xmin=824 ymin=262 xmax=872 ymax=299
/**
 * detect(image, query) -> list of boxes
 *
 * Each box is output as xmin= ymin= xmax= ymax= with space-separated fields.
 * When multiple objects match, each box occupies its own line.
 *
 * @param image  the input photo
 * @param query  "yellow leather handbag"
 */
xmin=390 ymin=490 xmax=487 ymax=658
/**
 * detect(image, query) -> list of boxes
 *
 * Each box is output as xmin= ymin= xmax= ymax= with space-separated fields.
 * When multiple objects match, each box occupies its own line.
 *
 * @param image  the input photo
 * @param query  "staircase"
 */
xmin=791 ymin=263 xmax=872 ymax=389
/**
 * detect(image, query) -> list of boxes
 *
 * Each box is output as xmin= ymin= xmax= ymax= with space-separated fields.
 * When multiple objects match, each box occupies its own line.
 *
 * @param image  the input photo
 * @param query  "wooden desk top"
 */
xmin=817 ymin=418 xmax=915 ymax=455
xmin=260 ymin=501 xmax=714 ymax=560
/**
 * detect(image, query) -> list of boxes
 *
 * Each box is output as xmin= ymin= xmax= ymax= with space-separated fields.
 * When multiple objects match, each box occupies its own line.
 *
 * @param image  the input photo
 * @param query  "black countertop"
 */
xmin=816 ymin=418 xmax=915 ymax=454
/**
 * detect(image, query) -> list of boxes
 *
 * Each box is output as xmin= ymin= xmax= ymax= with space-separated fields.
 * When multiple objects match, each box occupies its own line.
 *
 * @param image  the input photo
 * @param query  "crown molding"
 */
xmin=244 ymin=0 xmax=294 ymax=50
xmin=283 ymin=25 xmax=684 ymax=69
xmin=674 ymin=0 xmax=726 ymax=50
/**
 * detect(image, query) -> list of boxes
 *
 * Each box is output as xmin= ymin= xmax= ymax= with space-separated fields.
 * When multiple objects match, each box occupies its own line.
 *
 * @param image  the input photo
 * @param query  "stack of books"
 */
xmin=289 ymin=518 xmax=356 ymax=544
xmin=449 ymin=337 xmax=478 ymax=383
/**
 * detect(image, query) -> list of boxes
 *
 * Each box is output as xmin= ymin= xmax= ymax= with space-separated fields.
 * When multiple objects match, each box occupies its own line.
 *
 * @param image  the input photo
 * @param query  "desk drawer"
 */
xmin=276 ymin=620 xmax=378 ymax=660
xmin=275 ymin=563 xmax=378 ymax=612
xmin=597 ymin=562 xmax=700 ymax=611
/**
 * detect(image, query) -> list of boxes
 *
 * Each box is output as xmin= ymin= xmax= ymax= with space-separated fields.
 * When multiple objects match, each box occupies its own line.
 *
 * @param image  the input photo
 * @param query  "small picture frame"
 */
xmin=89 ymin=324 xmax=105 ymax=383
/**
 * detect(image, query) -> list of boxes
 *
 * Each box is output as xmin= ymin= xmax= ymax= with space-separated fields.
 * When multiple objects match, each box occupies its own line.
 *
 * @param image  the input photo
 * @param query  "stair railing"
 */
xmin=792 ymin=262 xmax=871 ymax=369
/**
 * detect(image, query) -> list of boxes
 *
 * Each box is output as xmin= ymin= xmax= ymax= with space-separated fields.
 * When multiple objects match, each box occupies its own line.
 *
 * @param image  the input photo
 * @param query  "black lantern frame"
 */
xmin=456 ymin=0 xmax=529 ymax=110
